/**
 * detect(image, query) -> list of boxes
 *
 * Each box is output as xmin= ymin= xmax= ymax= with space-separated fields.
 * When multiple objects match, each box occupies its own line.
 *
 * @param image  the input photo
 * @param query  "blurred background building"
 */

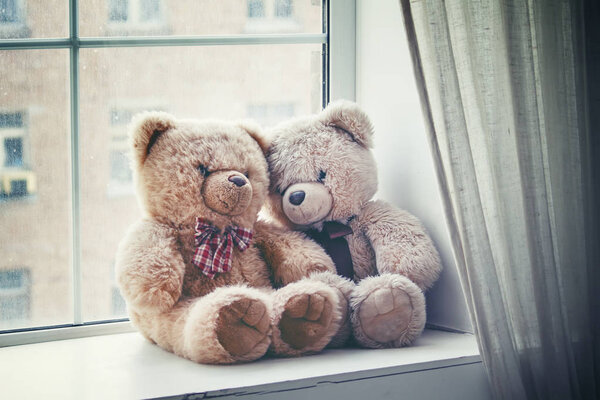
xmin=0 ymin=0 xmax=323 ymax=330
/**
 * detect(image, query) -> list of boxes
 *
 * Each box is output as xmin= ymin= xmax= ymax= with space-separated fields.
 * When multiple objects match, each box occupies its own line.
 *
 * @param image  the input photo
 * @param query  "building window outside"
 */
xmin=0 ymin=111 xmax=35 ymax=200
xmin=0 ymin=269 xmax=31 ymax=325
xmin=248 ymin=0 xmax=265 ymax=18
xmin=109 ymin=262 xmax=127 ymax=317
xmin=0 ymin=0 xmax=20 ymax=24
xmin=274 ymin=0 xmax=293 ymax=18
xmin=4 ymin=137 xmax=23 ymax=167
xmin=245 ymin=0 xmax=300 ymax=33
xmin=0 ymin=112 xmax=23 ymax=129
xmin=108 ymin=0 xmax=129 ymax=22
xmin=108 ymin=107 xmax=135 ymax=196
xmin=140 ymin=0 xmax=161 ymax=22
xmin=108 ymin=0 xmax=163 ymax=25
xmin=111 ymin=287 xmax=127 ymax=316
xmin=107 ymin=105 xmax=163 ymax=197
xmin=0 ymin=0 xmax=29 ymax=39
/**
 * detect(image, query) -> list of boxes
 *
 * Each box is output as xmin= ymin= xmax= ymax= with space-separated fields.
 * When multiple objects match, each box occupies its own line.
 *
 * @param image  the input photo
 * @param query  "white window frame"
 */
xmin=0 ymin=0 xmax=356 ymax=347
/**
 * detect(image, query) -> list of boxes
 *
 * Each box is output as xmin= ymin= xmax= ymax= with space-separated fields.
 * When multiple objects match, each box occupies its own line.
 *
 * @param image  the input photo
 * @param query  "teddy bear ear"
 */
xmin=320 ymin=100 xmax=374 ymax=148
xmin=128 ymin=111 xmax=176 ymax=165
xmin=238 ymin=120 xmax=270 ymax=155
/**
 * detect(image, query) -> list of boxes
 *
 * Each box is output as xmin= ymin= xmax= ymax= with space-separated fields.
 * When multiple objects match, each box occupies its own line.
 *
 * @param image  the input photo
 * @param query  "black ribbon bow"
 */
xmin=306 ymin=221 xmax=354 ymax=280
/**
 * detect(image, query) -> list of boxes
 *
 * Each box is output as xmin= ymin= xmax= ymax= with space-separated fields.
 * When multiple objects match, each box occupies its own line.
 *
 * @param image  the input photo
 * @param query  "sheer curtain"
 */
xmin=399 ymin=0 xmax=598 ymax=399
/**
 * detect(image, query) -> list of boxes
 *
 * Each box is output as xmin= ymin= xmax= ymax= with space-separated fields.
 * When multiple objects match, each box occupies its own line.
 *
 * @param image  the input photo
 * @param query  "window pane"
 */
xmin=0 ymin=0 xmax=68 ymax=39
xmin=79 ymin=0 xmax=323 ymax=37
xmin=0 ymin=49 xmax=72 ymax=331
xmin=78 ymin=43 xmax=322 ymax=321
xmin=108 ymin=0 xmax=129 ymax=22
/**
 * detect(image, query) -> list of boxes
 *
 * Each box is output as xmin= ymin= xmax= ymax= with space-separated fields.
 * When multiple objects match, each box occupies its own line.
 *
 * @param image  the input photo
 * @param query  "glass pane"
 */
xmin=0 ymin=49 xmax=72 ymax=331
xmin=80 ymin=0 xmax=323 ymax=37
xmin=79 ymin=43 xmax=322 ymax=321
xmin=0 ymin=0 xmax=68 ymax=39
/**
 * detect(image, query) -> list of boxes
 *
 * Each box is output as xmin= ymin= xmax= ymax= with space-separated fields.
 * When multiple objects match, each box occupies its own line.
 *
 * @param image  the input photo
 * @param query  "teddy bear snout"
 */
xmin=282 ymin=182 xmax=333 ymax=226
xmin=202 ymin=170 xmax=253 ymax=216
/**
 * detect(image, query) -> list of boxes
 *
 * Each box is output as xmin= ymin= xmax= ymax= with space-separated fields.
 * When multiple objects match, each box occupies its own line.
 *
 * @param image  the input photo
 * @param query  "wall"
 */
xmin=356 ymin=0 xmax=472 ymax=332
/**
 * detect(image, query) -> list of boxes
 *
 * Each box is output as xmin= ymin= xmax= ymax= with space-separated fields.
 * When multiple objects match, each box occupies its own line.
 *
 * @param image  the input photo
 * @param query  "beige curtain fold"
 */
xmin=399 ymin=0 xmax=598 ymax=398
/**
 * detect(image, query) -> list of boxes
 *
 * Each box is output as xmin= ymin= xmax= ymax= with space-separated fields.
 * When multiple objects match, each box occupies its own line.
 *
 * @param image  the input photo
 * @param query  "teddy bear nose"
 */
xmin=288 ymin=190 xmax=306 ymax=206
xmin=228 ymin=175 xmax=247 ymax=187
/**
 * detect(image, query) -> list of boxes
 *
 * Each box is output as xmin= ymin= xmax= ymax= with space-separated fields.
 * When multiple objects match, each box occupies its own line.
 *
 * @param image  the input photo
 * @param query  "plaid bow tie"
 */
xmin=192 ymin=218 xmax=253 ymax=279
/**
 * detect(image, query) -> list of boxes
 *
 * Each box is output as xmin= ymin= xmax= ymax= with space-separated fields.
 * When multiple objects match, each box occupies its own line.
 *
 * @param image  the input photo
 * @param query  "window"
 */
xmin=248 ymin=0 xmax=265 ymax=19
xmin=139 ymin=0 xmax=161 ymax=22
xmin=245 ymin=0 xmax=302 ymax=33
xmin=275 ymin=0 xmax=293 ymax=18
xmin=106 ymin=0 xmax=166 ymax=35
xmin=0 ymin=111 xmax=35 ymax=200
xmin=108 ymin=0 xmax=162 ymax=23
xmin=0 ymin=268 xmax=31 ymax=328
xmin=4 ymin=137 xmax=23 ymax=167
xmin=0 ymin=112 xmax=25 ymax=168
xmin=108 ymin=0 xmax=128 ymax=22
xmin=0 ymin=0 xmax=28 ymax=38
xmin=249 ymin=0 xmax=294 ymax=20
xmin=0 ymin=0 xmax=328 ymax=341
xmin=107 ymin=104 xmax=163 ymax=197
xmin=0 ymin=0 xmax=20 ymax=23
xmin=109 ymin=262 xmax=127 ymax=317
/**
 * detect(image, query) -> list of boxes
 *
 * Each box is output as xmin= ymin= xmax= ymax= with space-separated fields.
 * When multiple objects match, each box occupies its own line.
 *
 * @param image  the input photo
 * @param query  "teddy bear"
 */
xmin=263 ymin=100 xmax=442 ymax=349
xmin=115 ymin=111 xmax=345 ymax=364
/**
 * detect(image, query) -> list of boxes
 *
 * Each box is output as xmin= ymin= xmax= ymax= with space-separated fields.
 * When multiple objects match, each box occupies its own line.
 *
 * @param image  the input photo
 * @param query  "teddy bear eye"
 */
xmin=244 ymin=171 xmax=249 ymax=178
xmin=317 ymin=170 xmax=327 ymax=183
xmin=197 ymin=164 xmax=210 ymax=177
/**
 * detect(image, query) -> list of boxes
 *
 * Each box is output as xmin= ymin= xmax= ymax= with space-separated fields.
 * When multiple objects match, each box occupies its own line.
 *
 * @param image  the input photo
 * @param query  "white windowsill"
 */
xmin=0 ymin=328 xmax=481 ymax=399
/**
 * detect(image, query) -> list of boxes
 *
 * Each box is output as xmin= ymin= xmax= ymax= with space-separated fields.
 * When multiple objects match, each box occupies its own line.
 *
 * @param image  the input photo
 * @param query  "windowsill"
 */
xmin=0 ymin=328 xmax=481 ymax=399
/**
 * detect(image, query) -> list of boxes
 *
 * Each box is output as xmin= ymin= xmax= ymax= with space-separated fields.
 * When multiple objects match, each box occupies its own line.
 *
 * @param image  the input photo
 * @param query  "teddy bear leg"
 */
xmin=270 ymin=277 xmax=343 ymax=356
xmin=351 ymin=274 xmax=426 ymax=348
xmin=306 ymin=271 xmax=355 ymax=348
xmin=180 ymin=285 xmax=272 ymax=364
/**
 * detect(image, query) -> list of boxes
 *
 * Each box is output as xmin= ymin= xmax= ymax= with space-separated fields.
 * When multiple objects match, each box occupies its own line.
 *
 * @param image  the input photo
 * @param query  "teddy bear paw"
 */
xmin=279 ymin=293 xmax=333 ymax=350
xmin=216 ymin=298 xmax=271 ymax=358
xmin=356 ymin=285 xmax=424 ymax=346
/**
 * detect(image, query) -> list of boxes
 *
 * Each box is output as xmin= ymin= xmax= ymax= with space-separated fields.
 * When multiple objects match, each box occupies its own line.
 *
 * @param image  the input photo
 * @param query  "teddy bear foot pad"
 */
xmin=216 ymin=298 xmax=271 ymax=358
xmin=279 ymin=293 xmax=334 ymax=350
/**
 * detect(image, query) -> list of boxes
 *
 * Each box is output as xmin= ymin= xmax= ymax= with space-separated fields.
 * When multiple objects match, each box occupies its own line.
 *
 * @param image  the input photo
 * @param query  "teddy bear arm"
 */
xmin=253 ymin=221 xmax=336 ymax=287
xmin=115 ymin=220 xmax=185 ymax=312
xmin=358 ymin=200 xmax=442 ymax=291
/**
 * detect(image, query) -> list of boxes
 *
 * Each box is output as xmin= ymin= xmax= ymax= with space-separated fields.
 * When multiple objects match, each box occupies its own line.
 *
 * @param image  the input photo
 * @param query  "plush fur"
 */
xmin=116 ymin=112 xmax=344 ymax=364
xmin=264 ymin=101 xmax=442 ymax=348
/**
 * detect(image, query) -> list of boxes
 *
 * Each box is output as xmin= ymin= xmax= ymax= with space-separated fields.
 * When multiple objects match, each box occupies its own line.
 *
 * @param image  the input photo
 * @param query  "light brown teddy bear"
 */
xmin=115 ymin=112 xmax=344 ymax=364
xmin=264 ymin=101 xmax=442 ymax=348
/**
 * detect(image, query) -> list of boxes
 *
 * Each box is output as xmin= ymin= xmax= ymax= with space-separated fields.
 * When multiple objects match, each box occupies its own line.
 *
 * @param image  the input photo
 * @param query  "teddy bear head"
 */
xmin=265 ymin=101 xmax=378 ymax=230
xmin=129 ymin=112 xmax=269 ymax=230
